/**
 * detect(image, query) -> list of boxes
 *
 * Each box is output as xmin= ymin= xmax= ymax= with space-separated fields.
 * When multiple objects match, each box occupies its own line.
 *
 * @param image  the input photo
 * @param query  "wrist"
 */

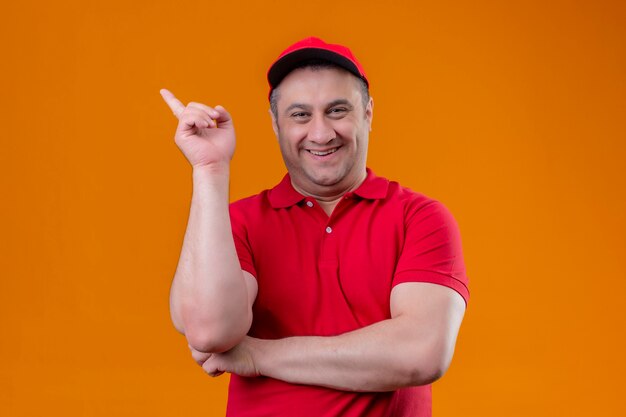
xmin=192 ymin=162 xmax=230 ymax=176
xmin=191 ymin=163 xmax=231 ymax=198
xmin=192 ymin=163 xmax=230 ymax=186
xmin=248 ymin=337 xmax=272 ymax=377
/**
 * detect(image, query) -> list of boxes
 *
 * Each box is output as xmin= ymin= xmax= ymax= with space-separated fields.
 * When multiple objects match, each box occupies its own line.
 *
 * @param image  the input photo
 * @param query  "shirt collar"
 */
xmin=268 ymin=168 xmax=389 ymax=209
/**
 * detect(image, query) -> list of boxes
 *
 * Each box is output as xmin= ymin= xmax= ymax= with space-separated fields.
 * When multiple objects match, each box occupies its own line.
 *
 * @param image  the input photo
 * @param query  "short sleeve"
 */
xmin=393 ymin=200 xmax=470 ymax=305
xmin=229 ymin=202 xmax=258 ymax=279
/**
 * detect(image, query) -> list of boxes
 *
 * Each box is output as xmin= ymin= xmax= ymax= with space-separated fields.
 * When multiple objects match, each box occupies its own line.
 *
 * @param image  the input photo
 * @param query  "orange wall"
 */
xmin=1 ymin=0 xmax=625 ymax=416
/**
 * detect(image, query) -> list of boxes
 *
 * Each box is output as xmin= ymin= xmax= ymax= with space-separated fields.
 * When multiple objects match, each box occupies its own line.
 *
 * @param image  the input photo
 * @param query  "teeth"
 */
xmin=309 ymin=148 xmax=338 ymax=156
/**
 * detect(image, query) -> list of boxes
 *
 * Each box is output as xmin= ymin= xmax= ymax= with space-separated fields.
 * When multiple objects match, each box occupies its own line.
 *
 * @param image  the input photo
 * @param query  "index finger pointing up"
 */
xmin=160 ymin=88 xmax=185 ymax=118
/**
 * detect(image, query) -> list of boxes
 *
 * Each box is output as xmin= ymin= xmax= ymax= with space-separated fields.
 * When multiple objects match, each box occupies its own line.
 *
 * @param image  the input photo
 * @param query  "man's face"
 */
xmin=271 ymin=67 xmax=373 ymax=197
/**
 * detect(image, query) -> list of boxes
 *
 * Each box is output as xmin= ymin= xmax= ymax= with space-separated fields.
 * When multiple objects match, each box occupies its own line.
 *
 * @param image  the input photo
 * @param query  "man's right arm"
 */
xmin=169 ymin=165 xmax=257 ymax=353
xmin=161 ymin=89 xmax=257 ymax=354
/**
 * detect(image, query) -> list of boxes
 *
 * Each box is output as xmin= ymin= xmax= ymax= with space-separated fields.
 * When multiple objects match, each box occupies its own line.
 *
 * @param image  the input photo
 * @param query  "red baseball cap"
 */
xmin=267 ymin=37 xmax=369 ymax=99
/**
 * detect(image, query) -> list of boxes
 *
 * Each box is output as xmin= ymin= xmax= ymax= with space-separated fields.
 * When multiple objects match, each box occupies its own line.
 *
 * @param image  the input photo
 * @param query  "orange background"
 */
xmin=1 ymin=0 xmax=625 ymax=416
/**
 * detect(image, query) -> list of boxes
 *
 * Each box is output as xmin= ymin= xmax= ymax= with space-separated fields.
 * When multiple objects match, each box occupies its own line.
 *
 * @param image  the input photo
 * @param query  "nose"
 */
xmin=307 ymin=114 xmax=335 ymax=144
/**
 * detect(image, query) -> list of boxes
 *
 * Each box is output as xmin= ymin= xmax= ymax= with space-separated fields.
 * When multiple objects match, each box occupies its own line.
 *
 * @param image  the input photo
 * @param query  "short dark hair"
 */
xmin=269 ymin=59 xmax=370 ymax=120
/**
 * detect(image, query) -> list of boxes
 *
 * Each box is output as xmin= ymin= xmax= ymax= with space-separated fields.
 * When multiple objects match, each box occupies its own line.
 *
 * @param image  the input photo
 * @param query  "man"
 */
xmin=161 ymin=37 xmax=469 ymax=417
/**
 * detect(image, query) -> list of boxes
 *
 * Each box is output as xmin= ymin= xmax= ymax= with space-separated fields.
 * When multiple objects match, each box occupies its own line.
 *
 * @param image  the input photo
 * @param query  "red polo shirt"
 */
xmin=227 ymin=168 xmax=469 ymax=417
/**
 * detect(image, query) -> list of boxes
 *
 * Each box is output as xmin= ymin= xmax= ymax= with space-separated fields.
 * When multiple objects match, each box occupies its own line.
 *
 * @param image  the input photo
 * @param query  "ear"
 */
xmin=269 ymin=108 xmax=279 ymax=139
xmin=366 ymin=96 xmax=374 ymax=132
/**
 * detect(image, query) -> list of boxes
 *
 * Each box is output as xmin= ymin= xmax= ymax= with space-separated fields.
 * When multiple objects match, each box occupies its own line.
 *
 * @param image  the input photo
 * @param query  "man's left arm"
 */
xmin=200 ymin=281 xmax=466 ymax=392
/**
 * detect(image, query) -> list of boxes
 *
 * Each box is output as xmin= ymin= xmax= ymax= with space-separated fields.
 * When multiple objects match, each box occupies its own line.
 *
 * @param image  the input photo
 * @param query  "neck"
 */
xmin=315 ymin=197 xmax=343 ymax=216
xmin=291 ymin=170 xmax=367 ymax=216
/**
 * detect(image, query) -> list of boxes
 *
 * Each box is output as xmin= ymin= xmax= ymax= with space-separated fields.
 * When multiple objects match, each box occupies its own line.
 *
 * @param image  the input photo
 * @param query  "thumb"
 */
xmin=202 ymin=357 xmax=226 ymax=377
xmin=214 ymin=105 xmax=234 ymax=128
xmin=160 ymin=88 xmax=185 ymax=119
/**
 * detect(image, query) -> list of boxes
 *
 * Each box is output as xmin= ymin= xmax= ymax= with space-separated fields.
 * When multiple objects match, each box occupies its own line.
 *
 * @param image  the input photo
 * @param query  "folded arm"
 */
xmin=202 ymin=281 xmax=465 ymax=391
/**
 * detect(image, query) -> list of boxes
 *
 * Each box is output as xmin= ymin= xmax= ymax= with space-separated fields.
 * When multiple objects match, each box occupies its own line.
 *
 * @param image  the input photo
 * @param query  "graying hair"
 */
xmin=269 ymin=60 xmax=370 ymax=121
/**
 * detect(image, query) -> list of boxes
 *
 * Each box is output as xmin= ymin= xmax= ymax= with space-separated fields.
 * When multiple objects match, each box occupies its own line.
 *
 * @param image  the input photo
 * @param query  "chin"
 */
xmin=303 ymin=166 xmax=340 ymax=184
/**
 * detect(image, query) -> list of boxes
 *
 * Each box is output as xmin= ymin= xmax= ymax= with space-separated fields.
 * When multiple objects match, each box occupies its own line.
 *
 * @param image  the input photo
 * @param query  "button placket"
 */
xmin=320 ymin=221 xmax=337 ymax=266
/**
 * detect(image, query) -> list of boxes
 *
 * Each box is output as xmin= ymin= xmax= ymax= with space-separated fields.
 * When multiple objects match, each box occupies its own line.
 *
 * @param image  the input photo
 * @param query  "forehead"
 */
xmin=275 ymin=67 xmax=363 ymax=109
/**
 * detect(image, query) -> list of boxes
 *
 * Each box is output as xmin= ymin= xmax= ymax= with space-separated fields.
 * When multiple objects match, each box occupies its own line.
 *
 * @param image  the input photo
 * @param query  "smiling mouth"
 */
xmin=307 ymin=147 xmax=339 ymax=156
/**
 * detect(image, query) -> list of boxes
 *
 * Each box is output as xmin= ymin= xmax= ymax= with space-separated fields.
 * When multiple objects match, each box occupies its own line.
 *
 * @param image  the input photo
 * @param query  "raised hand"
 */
xmin=160 ymin=89 xmax=236 ymax=169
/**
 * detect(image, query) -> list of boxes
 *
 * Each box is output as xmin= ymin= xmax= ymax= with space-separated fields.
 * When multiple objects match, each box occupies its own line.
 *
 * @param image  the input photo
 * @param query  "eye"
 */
xmin=327 ymin=107 xmax=348 ymax=117
xmin=290 ymin=111 xmax=310 ymax=119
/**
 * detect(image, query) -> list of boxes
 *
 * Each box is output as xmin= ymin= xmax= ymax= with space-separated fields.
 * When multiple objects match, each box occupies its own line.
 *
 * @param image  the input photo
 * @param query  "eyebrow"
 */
xmin=284 ymin=103 xmax=311 ymax=113
xmin=327 ymin=99 xmax=353 ymax=109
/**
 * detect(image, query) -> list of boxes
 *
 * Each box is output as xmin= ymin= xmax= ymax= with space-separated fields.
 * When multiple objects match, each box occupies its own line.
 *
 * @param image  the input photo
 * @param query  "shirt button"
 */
xmin=306 ymin=201 xmax=314 ymax=207
xmin=325 ymin=226 xmax=332 ymax=234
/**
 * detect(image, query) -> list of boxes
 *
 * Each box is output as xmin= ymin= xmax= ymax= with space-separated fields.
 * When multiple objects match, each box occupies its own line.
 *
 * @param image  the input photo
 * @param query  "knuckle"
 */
xmin=179 ymin=112 xmax=196 ymax=123
xmin=188 ymin=102 xmax=207 ymax=110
